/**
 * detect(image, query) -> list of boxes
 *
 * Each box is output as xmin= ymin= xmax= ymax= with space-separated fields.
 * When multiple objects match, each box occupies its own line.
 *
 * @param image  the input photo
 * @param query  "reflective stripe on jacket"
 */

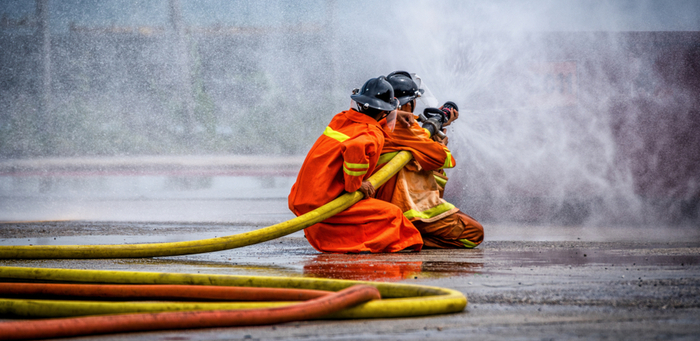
xmin=289 ymin=109 xmax=386 ymax=216
xmin=289 ymin=109 xmax=423 ymax=253
xmin=377 ymin=114 xmax=455 ymax=171
xmin=374 ymin=114 xmax=459 ymax=222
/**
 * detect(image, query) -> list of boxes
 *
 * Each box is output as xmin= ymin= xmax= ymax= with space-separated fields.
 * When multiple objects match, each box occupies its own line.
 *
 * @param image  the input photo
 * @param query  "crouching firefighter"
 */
xmin=288 ymin=76 xmax=423 ymax=253
xmin=374 ymin=71 xmax=484 ymax=249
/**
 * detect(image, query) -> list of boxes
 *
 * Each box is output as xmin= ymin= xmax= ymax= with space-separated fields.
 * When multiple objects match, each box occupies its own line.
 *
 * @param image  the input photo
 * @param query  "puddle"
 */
xmin=302 ymin=254 xmax=484 ymax=281
xmin=3 ymin=221 xmax=697 ymax=283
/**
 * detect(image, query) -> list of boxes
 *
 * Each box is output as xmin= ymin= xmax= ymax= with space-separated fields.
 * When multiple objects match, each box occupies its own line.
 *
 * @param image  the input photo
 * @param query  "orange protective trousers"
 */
xmin=377 ymin=114 xmax=484 ymax=248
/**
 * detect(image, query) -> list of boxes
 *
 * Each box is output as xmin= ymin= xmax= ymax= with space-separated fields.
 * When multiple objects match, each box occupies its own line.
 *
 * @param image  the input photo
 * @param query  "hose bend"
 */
xmin=0 ymin=150 xmax=469 ymax=337
xmin=0 ymin=151 xmax=413 ymax=259
xmin=0 ymin=284 xmax=381 ymax=341
xmin=0 ymin=266 xmax=467 ymax=319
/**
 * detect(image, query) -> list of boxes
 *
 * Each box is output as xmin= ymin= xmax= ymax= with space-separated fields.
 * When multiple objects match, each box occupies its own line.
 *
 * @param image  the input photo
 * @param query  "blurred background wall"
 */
xmin=1 ymin=0 xmax=699 ymax=226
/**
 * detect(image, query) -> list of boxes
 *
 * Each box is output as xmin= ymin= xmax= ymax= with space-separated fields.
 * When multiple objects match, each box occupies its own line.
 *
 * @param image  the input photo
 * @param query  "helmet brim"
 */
xmin=351 ymin=94 xmax=398 ymax=112
xmin=395 ymin=89 xmax=425 ymax=106
xmin=396 ymin=95 xmax=415 ymax=106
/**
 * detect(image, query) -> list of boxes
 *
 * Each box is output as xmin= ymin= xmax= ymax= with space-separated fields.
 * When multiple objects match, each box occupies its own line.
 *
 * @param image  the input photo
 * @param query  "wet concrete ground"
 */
xmin=1 ymin=221 xmax=699 ymax=340
xmin=1 ymin=162 xmax=699 ymax=339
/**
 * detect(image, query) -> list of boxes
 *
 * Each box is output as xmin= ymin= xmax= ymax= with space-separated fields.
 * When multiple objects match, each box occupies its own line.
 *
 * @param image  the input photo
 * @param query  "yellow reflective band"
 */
xmin=441 ymin=149 xmax=454 ymax=169
xmin=458 ymin=238 xmax=478 ymax=249
xmin=433 ymin=174 xmax=447 ymax=188
xmin=423 ymin=128 xmax=431 ymax=137
xmin=344 ymin=161 xmax=370 ymax=169
xmin=323 ymin=126 xmax=350 ymax=143
xmin=343 ymin=165 xmax=368 ymax=177
xmin=403 ymin=201 xmax=456 ymax=220
xmin=376 ymin=152 xmax=399 ymax=166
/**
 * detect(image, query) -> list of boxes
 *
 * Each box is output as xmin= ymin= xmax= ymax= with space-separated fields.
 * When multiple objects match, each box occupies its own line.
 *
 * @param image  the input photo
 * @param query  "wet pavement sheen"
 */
xmin=0 ymin=221 xmax=699 ymax=340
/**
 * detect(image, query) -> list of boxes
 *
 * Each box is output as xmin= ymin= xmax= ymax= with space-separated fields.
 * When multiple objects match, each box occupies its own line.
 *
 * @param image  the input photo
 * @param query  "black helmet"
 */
xmin=387 ymin=71 xmax=424 ymax=106
xmin=351 ymin=76 xmax=399 ymax=112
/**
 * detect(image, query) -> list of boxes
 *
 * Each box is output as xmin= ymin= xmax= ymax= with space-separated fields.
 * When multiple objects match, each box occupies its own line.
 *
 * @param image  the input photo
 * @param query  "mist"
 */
xmin=1 ymin=0 xmax=699 ymax=226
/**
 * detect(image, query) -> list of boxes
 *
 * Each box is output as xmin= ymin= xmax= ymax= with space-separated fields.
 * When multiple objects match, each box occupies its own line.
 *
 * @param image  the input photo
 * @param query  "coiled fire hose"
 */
xmin=0 ymin=151 xmax=468 ymax=337
xmin=0 ymin=266 xmax=467 ymax=338
xmin=0 ymin=283 xmax=380 ymax=340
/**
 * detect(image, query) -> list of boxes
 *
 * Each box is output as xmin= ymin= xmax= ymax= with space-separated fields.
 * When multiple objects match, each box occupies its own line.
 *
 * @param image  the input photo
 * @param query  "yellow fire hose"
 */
xmin=0 ymin=150 xmax=468 ymax=323
xmin=0 ymin=151 xmax=412 ymax=259
xmin=0 ymin=266 xmax=467 ymax=319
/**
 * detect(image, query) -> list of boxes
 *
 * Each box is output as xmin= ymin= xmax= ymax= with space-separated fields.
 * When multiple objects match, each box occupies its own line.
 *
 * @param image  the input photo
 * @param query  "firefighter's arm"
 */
xmin=340 ymin=134 xmax=378 ymax=194
xmin=396 ymin=110 xmax=415 ymax=128
xmin=416 ymin=124 xmax=455 ymax=169
xmin=402 ymin=123 xmax=456 ymax=170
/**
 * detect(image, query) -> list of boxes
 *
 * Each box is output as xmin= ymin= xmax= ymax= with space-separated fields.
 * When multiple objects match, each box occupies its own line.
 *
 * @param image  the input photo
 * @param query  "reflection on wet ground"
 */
xmin=2 ymin=222 xmax=699 ymax=340
xmin=302 ymin=253 xmax=484 ymax=281
xmin=0 ymin=221 xmax=699 ymax=284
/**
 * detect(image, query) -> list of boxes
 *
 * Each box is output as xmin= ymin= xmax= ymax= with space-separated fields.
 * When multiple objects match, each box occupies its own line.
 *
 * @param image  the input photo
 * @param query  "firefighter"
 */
xmin=288 ymin=76 xmax=423 ymax=253
xmin=374 ymin=71 xmax=484 ymax=248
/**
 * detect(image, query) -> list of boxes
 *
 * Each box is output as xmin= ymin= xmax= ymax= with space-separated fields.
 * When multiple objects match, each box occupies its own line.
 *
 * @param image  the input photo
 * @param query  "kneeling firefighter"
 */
xmin=374 ymin=71 xmax=484 ymax=248
xmin=288 ymin=76 xmax=423 ymax=253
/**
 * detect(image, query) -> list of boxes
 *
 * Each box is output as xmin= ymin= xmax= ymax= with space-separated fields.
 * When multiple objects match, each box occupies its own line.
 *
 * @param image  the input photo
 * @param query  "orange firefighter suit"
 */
xmin=288 ymin=109 xmax=423 ymax=253
xmin=375 ymin=113 xmax=484 ymax=248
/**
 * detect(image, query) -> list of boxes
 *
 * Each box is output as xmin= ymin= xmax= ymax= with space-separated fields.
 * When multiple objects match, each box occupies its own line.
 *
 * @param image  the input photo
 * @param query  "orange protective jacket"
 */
xmin=375 ymin=114 xmax=458 ymax=222
xmin=289 ymin=109 xmax=385 ymax=214
xmin=289 ymin=109 xmax=423 ymax=253
xmin=378 ymin=112 xmax=455 ymax=172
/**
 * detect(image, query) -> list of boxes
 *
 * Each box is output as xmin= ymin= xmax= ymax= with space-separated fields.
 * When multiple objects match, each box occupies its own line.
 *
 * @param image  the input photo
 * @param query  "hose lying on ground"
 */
xmin=0 ymin=284 xmax=380 ymax=341
xmin=0 ymin=150 xmax=470 ymax=340
xmin=0 ymin=266 xmax=467 ymax=319
xmin=0 ymin=282 xmax=329 ymax=301
xmin=0 ymin=151 xmax=413 ymax=259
